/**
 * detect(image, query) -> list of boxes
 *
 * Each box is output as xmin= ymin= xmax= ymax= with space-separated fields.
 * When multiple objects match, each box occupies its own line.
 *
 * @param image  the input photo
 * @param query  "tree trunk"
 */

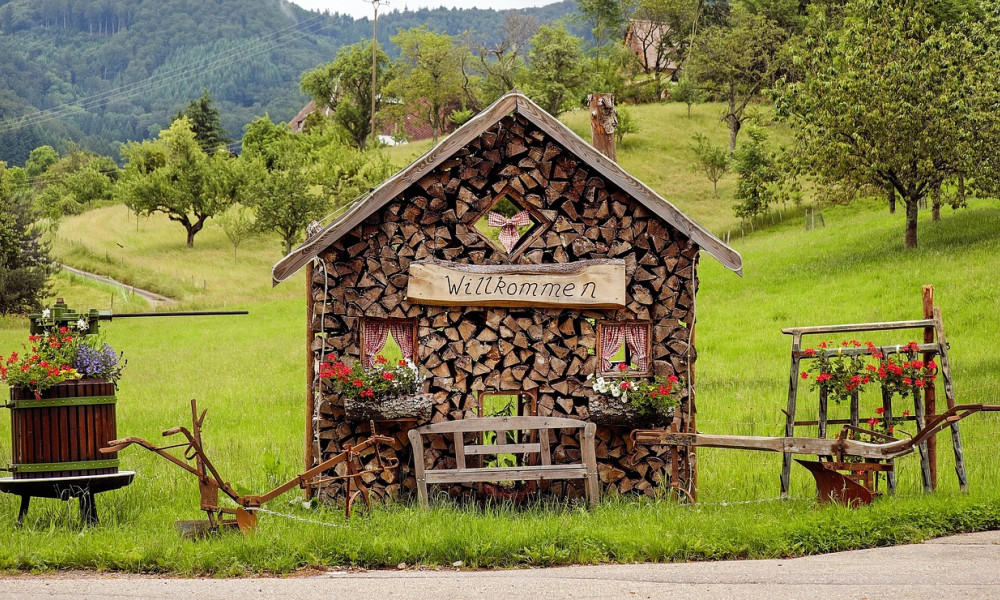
xmin=727 ymin=116 xmax=740 ymax=153
xmin=904 ymin=195 xmax=919 ymax=249
xmin=887 ymin=184 xmax=896 ymax=214
xmin=957 ymin=174 xmax=966 ymax=207
xmin=931 ymin=181 xmax=941 ymax=221
xmin=284 ymin=237 xmax=293 ymax=255
xmin=185 ymin=227 xmax=196 ymax=247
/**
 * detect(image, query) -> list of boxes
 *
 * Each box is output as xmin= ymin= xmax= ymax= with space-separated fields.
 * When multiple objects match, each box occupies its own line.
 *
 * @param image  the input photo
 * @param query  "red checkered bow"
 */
xmin=487 ymin=210 xmax=531 ymax=253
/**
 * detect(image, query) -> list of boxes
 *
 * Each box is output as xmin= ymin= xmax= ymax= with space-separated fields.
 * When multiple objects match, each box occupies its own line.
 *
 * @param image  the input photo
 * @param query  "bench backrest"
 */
xmin=409 ymin=416 xmax=595 ymax=470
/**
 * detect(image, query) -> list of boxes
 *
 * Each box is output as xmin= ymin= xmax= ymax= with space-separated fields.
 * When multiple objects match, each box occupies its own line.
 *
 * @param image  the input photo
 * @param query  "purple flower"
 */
xmin=75 ymin=343 xmax=123 ymax=381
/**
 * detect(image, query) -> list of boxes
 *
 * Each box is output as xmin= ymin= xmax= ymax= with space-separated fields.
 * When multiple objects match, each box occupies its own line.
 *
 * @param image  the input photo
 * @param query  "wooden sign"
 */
xmin=406 ymin=259 xmax=626 ymax=309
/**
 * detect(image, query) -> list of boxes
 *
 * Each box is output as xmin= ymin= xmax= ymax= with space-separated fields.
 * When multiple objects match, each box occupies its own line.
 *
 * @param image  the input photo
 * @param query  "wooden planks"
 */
xmin=410 ymin=416 xmax=599 ymax=508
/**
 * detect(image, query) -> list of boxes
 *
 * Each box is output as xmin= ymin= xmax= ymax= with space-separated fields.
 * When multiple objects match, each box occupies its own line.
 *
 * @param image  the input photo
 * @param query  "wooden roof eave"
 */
xmin=271 ymin=91 xmax=742 ymax=285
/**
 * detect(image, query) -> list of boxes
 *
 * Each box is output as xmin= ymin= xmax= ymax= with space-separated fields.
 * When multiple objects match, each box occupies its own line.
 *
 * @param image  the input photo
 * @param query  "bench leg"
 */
xmin=17 ymin=495 xmax=30 ymax=526
xmin=416 ymin=478 xmax=429 ymax=509
xmin=586 ymin=473 xmax=600 ymax=509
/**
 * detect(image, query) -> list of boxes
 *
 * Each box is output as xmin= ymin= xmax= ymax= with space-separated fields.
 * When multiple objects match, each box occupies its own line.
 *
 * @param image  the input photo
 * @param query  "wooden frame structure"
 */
xmin=408 ymin=416 xmax=599 ymax=508
xmin=779 ymin=286 xmax=966 ymax=497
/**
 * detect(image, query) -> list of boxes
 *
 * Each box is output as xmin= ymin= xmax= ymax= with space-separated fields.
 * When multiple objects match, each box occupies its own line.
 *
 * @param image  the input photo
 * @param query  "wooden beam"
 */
xmin=922 ymin=285 xmax=937 ymax=490
xmin=782 ymin=319 xmax=937 ymax=335
xmin=304 ymin=261 xmax=315 ymax=500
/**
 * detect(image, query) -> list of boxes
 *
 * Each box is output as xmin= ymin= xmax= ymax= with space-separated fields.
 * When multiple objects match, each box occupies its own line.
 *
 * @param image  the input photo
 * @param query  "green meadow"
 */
xmin=1 ymin=103 xmax=999 ymax=574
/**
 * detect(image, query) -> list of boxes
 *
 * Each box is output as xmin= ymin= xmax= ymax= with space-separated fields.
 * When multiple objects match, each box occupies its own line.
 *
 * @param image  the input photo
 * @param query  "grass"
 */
xmin=1 ymin=102 xmax=999 ymax=574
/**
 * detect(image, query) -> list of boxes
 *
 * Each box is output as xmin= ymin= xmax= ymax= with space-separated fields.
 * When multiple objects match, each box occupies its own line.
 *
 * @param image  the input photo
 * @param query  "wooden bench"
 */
xmin=408 ymin=416 xmax=600 ymax=509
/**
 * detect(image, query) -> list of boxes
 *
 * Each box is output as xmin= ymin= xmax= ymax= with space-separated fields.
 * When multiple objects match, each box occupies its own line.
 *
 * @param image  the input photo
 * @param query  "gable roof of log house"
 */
xmin=271 ymin=91 xmax=743 ymax=284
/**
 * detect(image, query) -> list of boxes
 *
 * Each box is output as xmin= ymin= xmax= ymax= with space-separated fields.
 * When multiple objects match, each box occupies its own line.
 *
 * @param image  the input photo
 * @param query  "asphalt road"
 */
xmin=1 ymin=530 xmax=997 ymax=600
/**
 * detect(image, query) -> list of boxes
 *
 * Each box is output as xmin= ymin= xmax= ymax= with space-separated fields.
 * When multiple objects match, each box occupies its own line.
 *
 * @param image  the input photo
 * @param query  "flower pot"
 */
xmin=8 ymin=380 xmax=119 ymax=479
xmin=343 ymin=393 xmax=433 ymax=423
xmin=587 ymin=395 xmax=663 ymax=428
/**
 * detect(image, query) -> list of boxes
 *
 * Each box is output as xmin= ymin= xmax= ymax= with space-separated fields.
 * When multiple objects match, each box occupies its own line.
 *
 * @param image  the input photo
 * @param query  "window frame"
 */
xmin=359 ymin=317 xmax=418 ymax=367
xmin=595 ymin=321 xmax=654 ymax=378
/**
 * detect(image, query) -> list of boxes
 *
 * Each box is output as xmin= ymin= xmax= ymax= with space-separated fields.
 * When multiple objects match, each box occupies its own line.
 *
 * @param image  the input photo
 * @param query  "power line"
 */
xmin=0 ymin=12 xmax=334 ymax=135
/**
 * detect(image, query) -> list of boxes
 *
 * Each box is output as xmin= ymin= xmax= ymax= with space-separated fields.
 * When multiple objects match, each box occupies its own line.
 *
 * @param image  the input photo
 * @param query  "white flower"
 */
xmin=77 ymin=319 xmax=89 ymax=332
xmin=611 ymin=387 xmax=621 ymax=398
xmin=586 ymin=373 xmax=593 ymax=381
xmin=620 ymin=392 xmax=628 ymax=404
xmin=41 ymin=309 xmax=51 ymax=318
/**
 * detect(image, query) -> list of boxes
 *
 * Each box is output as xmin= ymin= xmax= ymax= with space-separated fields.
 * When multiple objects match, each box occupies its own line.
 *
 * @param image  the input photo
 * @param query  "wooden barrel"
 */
xmin=8 ymin=380 xmax=118 ymax=479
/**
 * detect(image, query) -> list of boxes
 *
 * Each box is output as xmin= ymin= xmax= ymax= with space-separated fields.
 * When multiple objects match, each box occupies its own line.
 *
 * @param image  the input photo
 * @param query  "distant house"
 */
xmin=289 ymin=100 xmax=328 ymax=133
xmin=625 ymin=19 xmax=679 ymax=79
xmin=288 ymin=98 xmax=456 ymax=144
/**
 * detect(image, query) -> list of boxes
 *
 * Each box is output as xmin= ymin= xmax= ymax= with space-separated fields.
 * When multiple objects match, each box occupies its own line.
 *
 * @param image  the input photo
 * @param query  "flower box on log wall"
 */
xmin=587 ymin=395 xmax=666 ymax=429
xmin=343 ymin=393 xmax=433 ymax=423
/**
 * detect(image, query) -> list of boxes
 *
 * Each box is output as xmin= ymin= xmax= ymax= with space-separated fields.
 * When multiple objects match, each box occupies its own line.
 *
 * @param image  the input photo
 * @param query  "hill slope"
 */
xmin=0 ymin=0 xmax=576 ymax=164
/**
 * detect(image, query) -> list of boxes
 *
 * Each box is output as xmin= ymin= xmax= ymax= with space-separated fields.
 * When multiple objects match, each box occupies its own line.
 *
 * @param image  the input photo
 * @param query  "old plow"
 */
xmin=634 ymin=403 xmax=1000 ymax=506
xmin=101 ymin=399 xmax=398 ymax=535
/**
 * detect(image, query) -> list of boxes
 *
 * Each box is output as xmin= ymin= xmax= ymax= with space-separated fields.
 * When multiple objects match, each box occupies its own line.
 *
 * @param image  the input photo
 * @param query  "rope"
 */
xmin=247 ymin=506 xmax=346 ymax=529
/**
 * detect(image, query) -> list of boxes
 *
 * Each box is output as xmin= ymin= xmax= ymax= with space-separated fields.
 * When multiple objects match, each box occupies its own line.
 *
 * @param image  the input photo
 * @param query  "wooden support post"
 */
xmin=881 ymin=387 xmax=897 ymax=493
xmin=781 ymin=333 xmax=802 ymax=497
xmin=934 ymin=307 xmax=968 ymax=491
xmin=687 ymin=273 xmax=698 ymax=502
xmin=588 ymin=93 xmax=617 ymax=162
xmin=818 ymin=388 xmax=829 ymax=439
xmin=304 ymin=261 xmax=316 ymax=500
xmin=912 ymin=387 xmax=934 ymax=493
xmin=921 ymin=286 xmax=938 ymax=490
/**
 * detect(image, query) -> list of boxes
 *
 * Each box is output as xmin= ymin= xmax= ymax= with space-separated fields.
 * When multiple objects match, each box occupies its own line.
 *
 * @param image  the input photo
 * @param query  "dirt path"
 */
xmin=61 ymin=264 xmax=177 ymax=308
xmin=1 ymin=530 xmax=997 ymax=599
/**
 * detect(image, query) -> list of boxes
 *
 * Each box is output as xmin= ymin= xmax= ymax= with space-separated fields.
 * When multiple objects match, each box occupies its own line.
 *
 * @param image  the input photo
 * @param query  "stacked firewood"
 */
xmin=310 ymin=112 xmax=698 ymax=503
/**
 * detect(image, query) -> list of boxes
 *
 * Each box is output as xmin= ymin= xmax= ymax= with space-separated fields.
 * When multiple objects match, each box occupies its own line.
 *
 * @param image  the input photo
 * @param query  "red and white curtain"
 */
xmin=363 ymin=319 xmax=414 ymax=368
xmin=600 ymin=323 xmax=649 ymax=372
xmin=624 ymin=324 xmax=649 ymax=371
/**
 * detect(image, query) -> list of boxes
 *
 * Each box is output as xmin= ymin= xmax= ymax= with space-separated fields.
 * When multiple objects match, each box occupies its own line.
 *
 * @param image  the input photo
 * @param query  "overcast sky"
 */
xmin=291 ymin=0 xmax=565 ymax=20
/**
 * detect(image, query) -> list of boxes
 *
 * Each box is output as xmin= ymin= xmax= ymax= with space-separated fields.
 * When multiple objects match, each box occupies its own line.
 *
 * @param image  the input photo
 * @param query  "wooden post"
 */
xmin=818 ymin=387 xmax=828 ymax=439
xmin=881 ymin=387 xmax=897 ymax=493
xmin=921 ymin=285 xmax=938 ymax=490
xmin=912 ymin=387 xmax=934 ymax=493
xmin=780 ymin=332 xmax=802 ymax=497
xmin=304 ymin=261 xmax=316 ymax=500
xmin=588 ymin=93 xmax=617 ymax=162
xmin=933 ymin=306 xmax=969 ymax=491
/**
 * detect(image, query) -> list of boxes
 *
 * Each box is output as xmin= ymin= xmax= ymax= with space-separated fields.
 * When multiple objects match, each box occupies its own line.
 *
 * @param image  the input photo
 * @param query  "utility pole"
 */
xmin=368 ymin=0 xmax=387 ymax=149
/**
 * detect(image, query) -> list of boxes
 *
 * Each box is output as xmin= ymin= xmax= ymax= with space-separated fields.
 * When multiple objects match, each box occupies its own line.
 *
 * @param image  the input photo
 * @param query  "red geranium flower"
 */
xmin=617 ymin=363 xmax=628 ymax=372
xmin=352 ymin=379 xmax=364 ymax=387
xmin=376 ymin=355 xmax=388 ymax=365
xmin=383 ymin=372 xmax=394 ymax=381
xmin=801 ymin=372 xmax=809 ymax=380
